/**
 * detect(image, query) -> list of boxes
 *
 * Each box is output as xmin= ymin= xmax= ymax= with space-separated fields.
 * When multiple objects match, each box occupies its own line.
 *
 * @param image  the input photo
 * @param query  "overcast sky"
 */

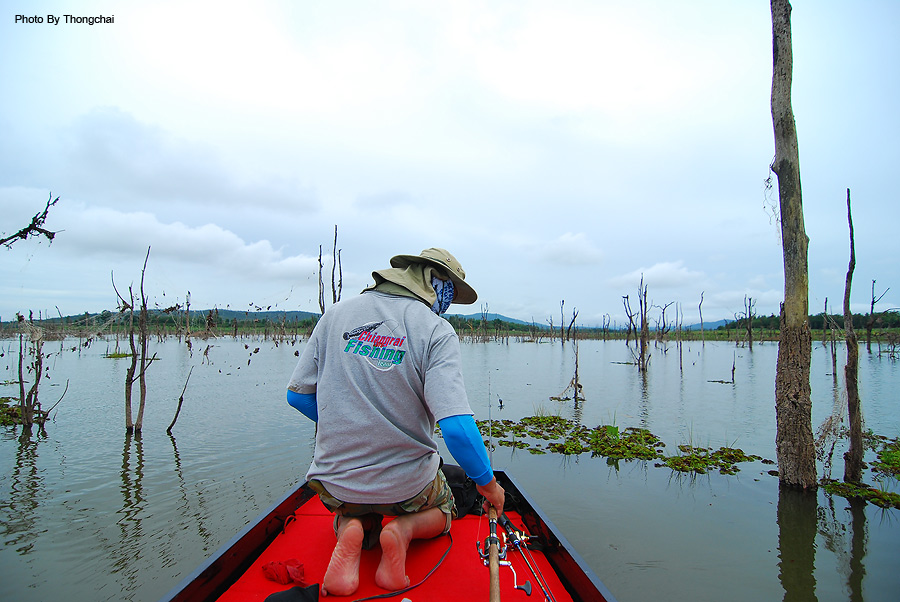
xmin=2 ymin=0 xmax=897 ymax=327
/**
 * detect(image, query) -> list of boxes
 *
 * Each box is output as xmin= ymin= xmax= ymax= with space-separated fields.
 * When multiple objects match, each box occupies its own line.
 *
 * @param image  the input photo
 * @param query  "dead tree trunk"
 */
xmin=566 ymin=308 xmax=578 ymax=342
xmin=823 ymin=299 xmax=838 ymax=374
xmin=134 ymin=248 xmax=152 ymax=431
xmin=745 ymin=295 xmax=756 ymax=349
xmin=184 ymin=291 xmax=191 ymax=339
xmin=112 ymin=275 xmax=138 ymax=431
xmin=22 ymin=330 xmax=43 ymax=428
xmin=638 ymin=277 xmax=650 ymax=372
xmin=622 ymin=295 xmax=637 ymax=346
xmin=23 ymin=337 xmax=44 ymax=428
xmin=865 ymin=280 xmax=888 ymax=353
xmin=843 ymin=189 xmax=863 ymax=483
xmin=125 ymin=296 xmax=137 ymax=430
xmin=770 ymin=0 xmax=816 ymax=489
xmin=17 ymin=331 xmax=26 ymax=422
xmin=317 ymin=244 xmax=325 ymax=314
xmin=655 ymin=301 xmax=673 ymax=343
xmin=13 ymin=317 xmax=52 ymax=434
xmin=560 ymin=300 xmax=565 ymax=343
xmin=167 ymin=366 xmax=193 ymax=435
xmin=699 ymin=291 xmax=705 ymax=345
xmin=331 ymin=225 xmax=343 ymax=304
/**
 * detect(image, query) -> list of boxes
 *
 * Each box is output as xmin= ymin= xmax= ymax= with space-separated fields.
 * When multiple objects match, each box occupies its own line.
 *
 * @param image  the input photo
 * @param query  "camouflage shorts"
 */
xmin=309 ymin=469 xmax=457 ymax=547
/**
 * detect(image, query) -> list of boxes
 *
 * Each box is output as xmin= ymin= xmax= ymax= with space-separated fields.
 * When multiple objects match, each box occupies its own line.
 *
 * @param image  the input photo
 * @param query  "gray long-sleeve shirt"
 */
xmin=288 ymin=291 xmax=473 ymax=504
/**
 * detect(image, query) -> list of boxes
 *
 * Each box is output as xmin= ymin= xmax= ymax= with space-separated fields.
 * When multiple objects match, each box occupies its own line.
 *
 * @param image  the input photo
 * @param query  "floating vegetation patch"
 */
xmin=104 ymin=352 xmax=133 ymax=359
xmin=821 ymin=479 xmax=900 ymax=509
xmin=474 ymin=415 xmax=759 ymax=472
xmin=1 ymin=396 xmax=19 ymax=426
xmin=657 ymin=445 xmax=762 ymax=475
xmin=872 ymin=437 xmax=900 ymax=479
xmin=547 ymin=437 xmax=587 ymax=455
xmin=587 ymin=426 xmax=665 ymax=460
xmin=498 ymin=439 xmax=530 ymax=450
xmin=467 ymin=413 xmax=896 ymax=509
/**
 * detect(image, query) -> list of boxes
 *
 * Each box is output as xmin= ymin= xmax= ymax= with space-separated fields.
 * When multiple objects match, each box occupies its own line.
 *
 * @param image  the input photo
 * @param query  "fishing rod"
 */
xmin=487 ymin=507 xmax=501 ymax=602
xmin=475 ymin=505 xmax=502 ymax=601
xmin=498 ymin=513 xmax=557 ymax=602
xmin=477 ymin=506 xmax=533 ymax=600
xmin=479 ymin=376 xmax=532 ymax=599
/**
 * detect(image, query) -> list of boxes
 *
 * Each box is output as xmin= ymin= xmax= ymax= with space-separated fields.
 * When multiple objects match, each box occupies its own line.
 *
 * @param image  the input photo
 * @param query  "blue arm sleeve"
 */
xmin=438 ymin=414 xmax=494 ymax=486
xmin=287 ymin=390 xmax=318 ymax=422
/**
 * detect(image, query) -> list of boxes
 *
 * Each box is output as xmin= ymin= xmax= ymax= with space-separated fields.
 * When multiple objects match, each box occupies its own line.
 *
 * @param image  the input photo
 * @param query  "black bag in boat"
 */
xmin=441 ymin=463 xmax=480 ymax=518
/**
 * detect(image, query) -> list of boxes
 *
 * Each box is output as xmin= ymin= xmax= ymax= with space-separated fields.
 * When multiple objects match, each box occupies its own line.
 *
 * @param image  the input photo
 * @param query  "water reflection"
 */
xmin=817 ymin=494 xmax=868 ymax=602
xmin=113 ymin=431 xmax=145 ymax=594
xmin=1 ymin=430 xmax=43 ymax=554
xmin=638 ymin=369 xmax=650 ymax=429
xmin=778 ymin=484 xmax=873 ymax=602
xmin=168 ymin=433 xmax=214 ymax=553
xmin=120 ymin=430 xmax=145 ymax=521
xmin=777 ymin=485 xmax=818 ymax=601
xmin=848 ymin=499 xmax=866 ymax=602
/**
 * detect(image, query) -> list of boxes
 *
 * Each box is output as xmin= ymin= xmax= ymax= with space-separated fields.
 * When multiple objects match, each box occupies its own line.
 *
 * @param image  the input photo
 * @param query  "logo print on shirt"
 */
xmin=342 ymin=320 xmax=407 ymax=370
xmin=342 ymin=321 xmax=384 ymax=340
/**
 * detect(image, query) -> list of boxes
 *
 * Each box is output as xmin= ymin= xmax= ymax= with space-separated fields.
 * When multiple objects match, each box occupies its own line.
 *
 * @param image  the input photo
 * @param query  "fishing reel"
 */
xmin=475 ymin=530 xmax=507 ymax=562
xmin=477 ymin=512 xmax=534 ymax=596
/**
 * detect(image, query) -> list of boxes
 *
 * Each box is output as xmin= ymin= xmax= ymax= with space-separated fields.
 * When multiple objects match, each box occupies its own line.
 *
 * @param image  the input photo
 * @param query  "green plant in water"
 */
xmin=604 ymin=424 xmax=620 ymax=441
xmin=548 ymin=437 xmax=587 ymax=455
xmin=822 ymin=479 xmax=900 ymax=509
xmin=871 ymin=437 xmax=900 ymax=478
xmin=499 ymin=439 xmax=530 ymax=450
xmin=1 ymin=397 xmax=20 ymax=426
xmin=659 ymin=445 xmax=761 ymax=475
xmin=474 ymin=413 xmax=768 ymax=473
xmin=586 ymin=426 xmax=663 ymax=461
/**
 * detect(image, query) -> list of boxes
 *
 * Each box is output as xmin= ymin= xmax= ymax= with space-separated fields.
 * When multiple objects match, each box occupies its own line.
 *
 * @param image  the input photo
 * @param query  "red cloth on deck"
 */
xmin=262 ymin=559 xmax=308 ymax=586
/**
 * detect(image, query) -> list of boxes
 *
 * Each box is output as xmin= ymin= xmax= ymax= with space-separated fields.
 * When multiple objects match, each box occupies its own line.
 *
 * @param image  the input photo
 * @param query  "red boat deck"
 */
xmin=218 ymin=495 xmax=574 ymax=601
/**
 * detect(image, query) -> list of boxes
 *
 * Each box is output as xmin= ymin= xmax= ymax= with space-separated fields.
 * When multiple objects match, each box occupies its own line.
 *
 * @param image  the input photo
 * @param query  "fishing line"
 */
xmin=499 ymin=513 xmax=557 ymax=602
xmin=488 ymin=372 xmax=493 ymax=468
xmin=348 ymin=533 xmax=453 ymax=602
xmin=477 ymin=373 xmax=494 ymax=542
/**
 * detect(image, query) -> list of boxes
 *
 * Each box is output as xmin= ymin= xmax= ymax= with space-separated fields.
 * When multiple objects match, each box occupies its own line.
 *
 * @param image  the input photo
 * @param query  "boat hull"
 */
xmin=160 ymin=470 xmax=616 ymax=602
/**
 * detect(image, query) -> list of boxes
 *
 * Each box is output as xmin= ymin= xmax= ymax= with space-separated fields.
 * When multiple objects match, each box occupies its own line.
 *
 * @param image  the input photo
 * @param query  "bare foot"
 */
xmin=375 ymin=522 xmax=411 ymax=591
xmin=322 ymin=517 xmax=365 ymax=597
xmin=375 ymin=508 xmax=446 ymax=592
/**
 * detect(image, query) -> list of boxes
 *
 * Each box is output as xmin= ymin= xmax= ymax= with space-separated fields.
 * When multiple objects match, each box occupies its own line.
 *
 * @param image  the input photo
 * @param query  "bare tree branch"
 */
xmin=1 ymin=193 xmax=60 ymax=248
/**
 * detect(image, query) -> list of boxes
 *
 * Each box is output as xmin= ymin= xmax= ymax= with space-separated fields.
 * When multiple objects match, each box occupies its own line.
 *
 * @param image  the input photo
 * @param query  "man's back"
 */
xmin=289 ymin=291 xmax=472 ymax=503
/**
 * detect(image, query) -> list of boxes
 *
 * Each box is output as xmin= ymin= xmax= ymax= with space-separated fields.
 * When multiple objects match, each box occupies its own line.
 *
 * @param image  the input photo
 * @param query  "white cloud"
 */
xmin=537 ymin=232 xmax=604 ymax=265
xmin=55 ymin=204 xmax=318 ymax=281
xmin=609 ymin=261 xmax=705 ymax=291
xmin=60 ymin=108 xmax=317 ymax=213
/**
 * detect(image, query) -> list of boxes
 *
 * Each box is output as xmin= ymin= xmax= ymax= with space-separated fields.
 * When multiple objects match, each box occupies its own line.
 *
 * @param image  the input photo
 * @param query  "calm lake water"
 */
xmin=1 ymin=336 xmax=898 ymax=601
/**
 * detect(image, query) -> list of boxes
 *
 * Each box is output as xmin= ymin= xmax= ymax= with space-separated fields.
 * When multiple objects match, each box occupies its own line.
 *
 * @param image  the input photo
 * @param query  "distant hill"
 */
xmin=450 ymin=314 xmax=734 ymax=332
xmin=0 ymin=308 xmax=321 ymax=326
xmin=449 ymin=312 xmax=536 ymax=326
xmin=208 ymin=309 xmax=320 ymax=322
xmin=684 ymin=319 xmax=730 ymax=331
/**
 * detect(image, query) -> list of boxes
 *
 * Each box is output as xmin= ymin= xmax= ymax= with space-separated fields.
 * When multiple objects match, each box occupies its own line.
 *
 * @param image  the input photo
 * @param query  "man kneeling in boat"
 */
xmin=287 ymin=247 xmax=505 ymax=596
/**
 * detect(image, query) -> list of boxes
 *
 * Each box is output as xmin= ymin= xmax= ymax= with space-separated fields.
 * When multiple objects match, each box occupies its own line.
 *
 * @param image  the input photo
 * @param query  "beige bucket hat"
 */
xmin=389 ymin=247 xmax=478 ymax=305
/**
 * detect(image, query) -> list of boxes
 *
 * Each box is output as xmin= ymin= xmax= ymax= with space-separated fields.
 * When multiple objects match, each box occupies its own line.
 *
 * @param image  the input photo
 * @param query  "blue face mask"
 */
xmin=431 ymin=276 xmax=455 ymax=315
